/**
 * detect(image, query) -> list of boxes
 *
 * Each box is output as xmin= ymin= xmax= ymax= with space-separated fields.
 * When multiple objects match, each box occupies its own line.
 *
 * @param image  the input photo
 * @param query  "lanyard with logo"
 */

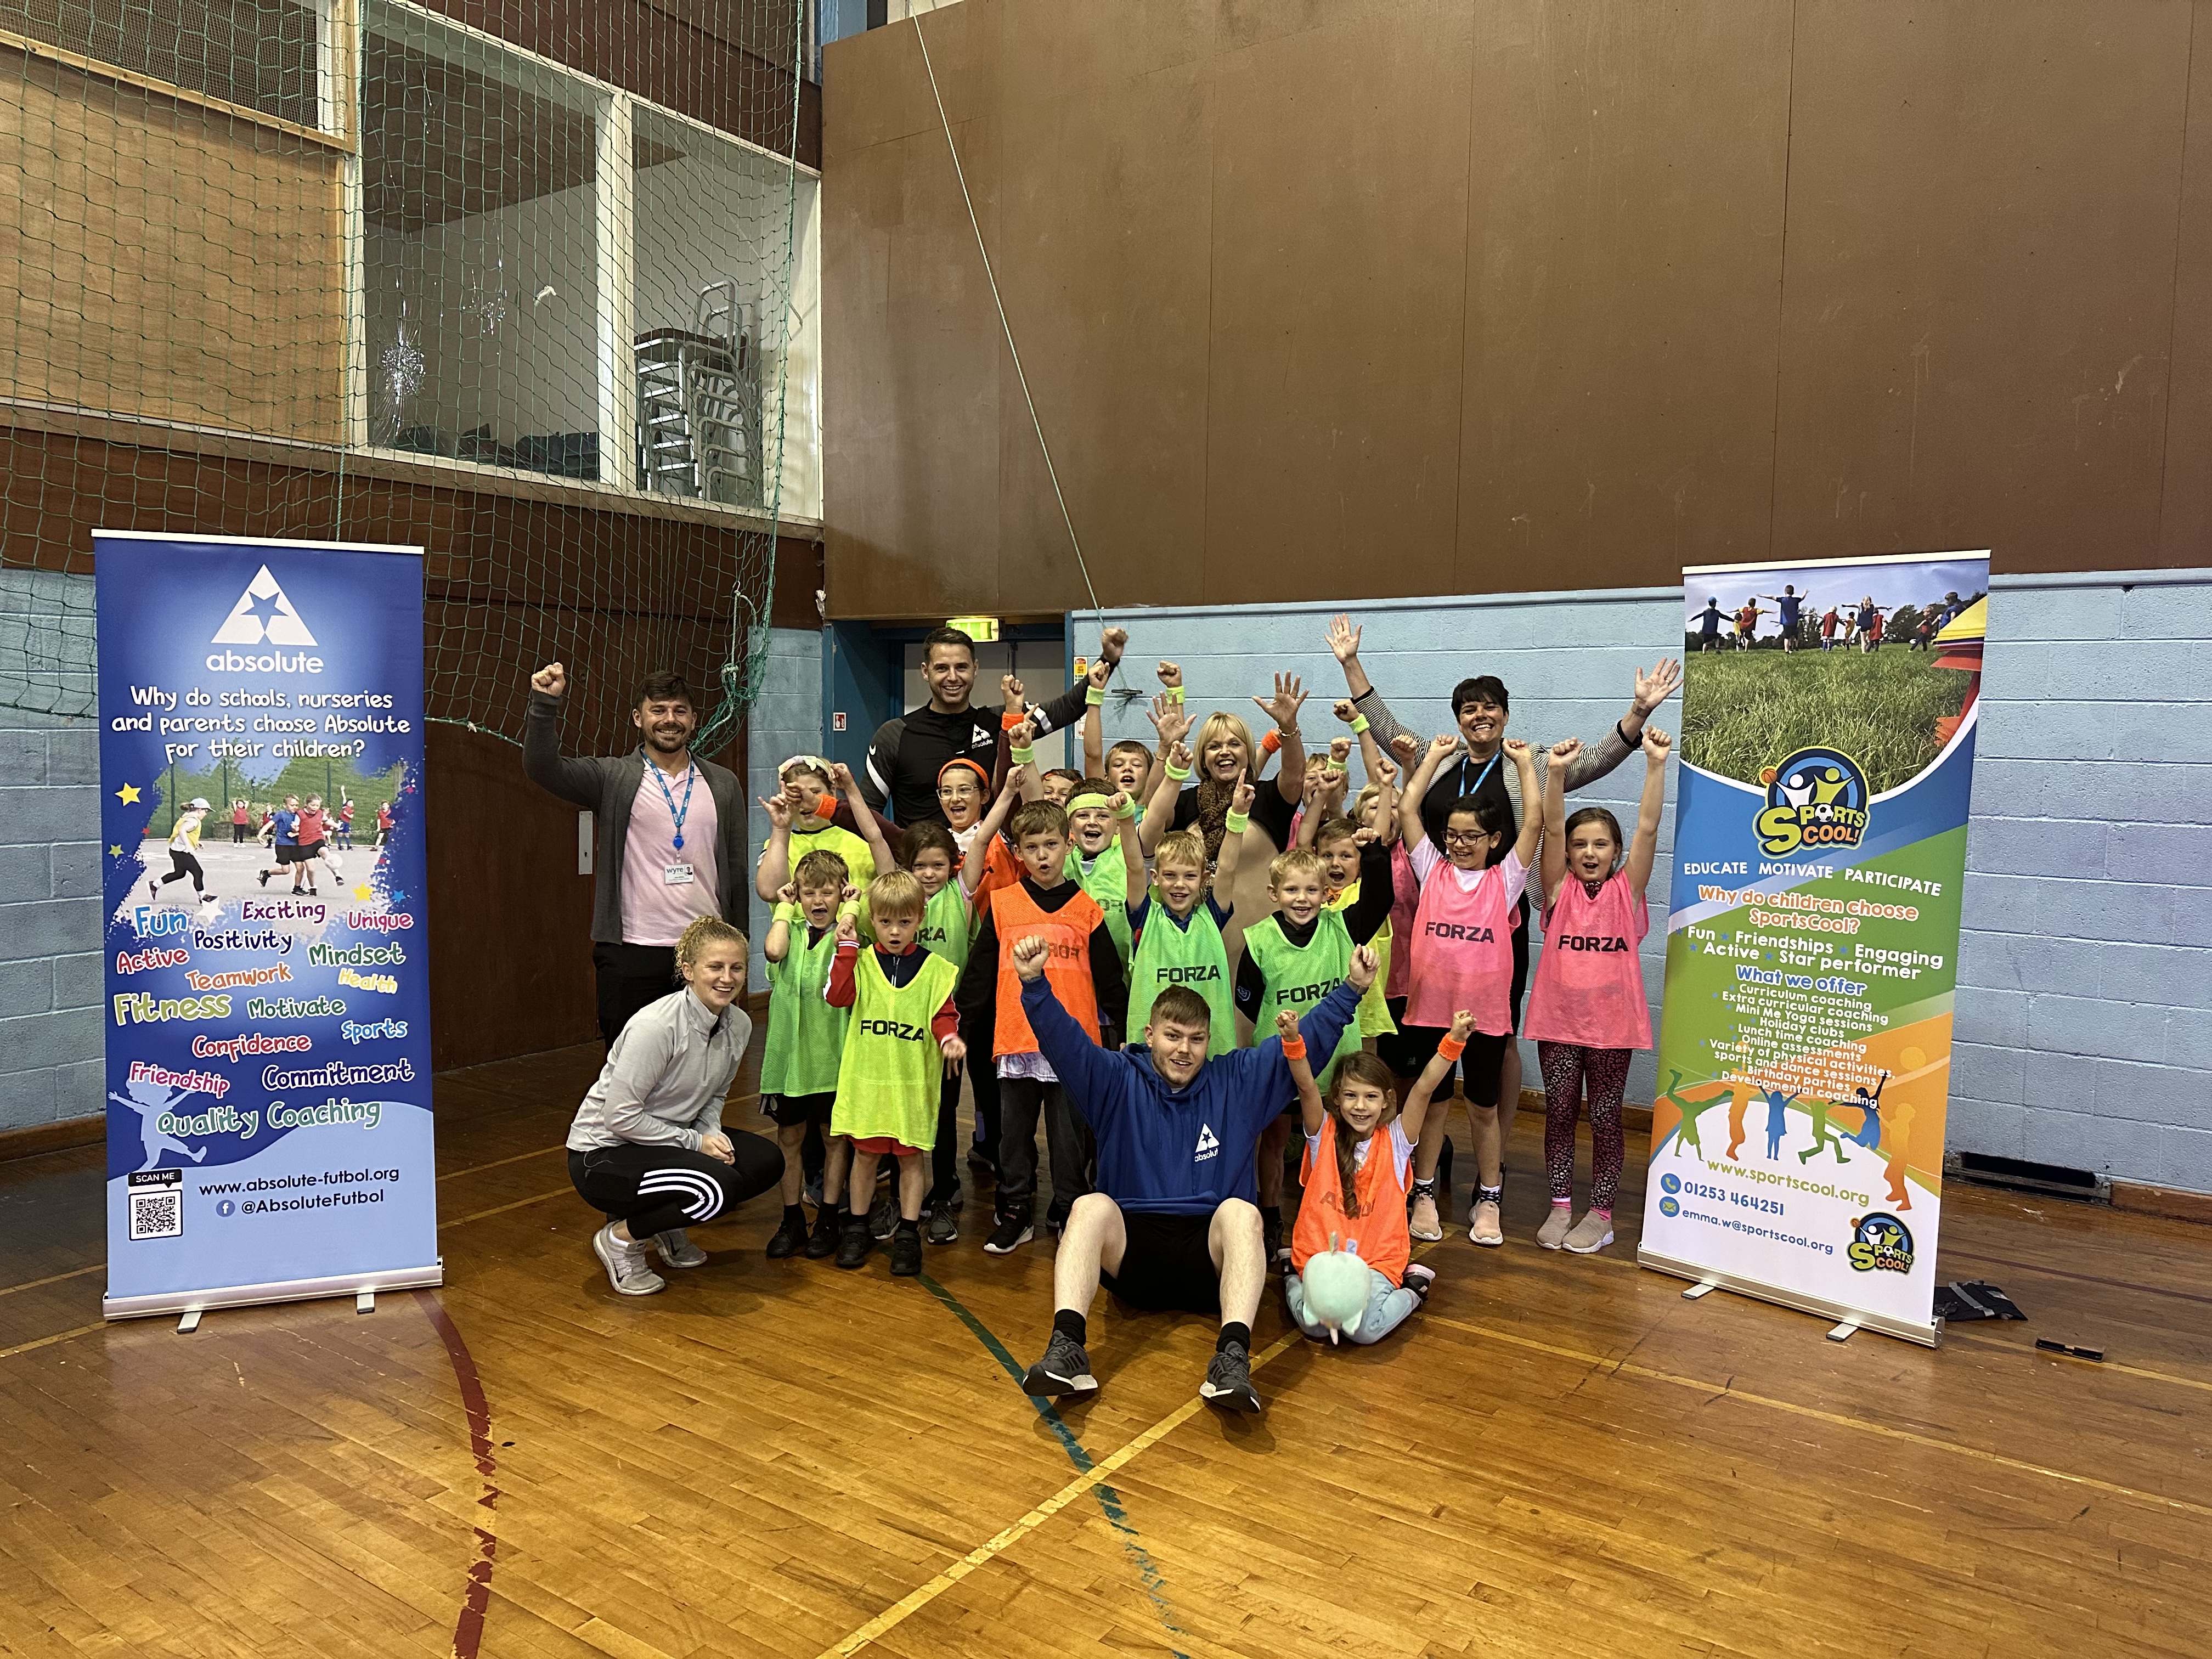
xmin=650 ymin=759 xmax=697 ymax=852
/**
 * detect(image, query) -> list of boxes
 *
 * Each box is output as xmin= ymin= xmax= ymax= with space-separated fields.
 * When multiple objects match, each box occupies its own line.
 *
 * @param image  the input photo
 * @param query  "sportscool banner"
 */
xmin=95 ymin=532 xmax=439 ymax=1319
xmin=1643 ymin=550 xmax=1989 ymax=1345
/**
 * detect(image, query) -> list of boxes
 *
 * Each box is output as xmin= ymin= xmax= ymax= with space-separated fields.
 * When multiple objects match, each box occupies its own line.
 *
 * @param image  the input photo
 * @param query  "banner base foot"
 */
xmin=1637 ymin=1249 xmax=1942 ymax=1348
xmin=1826 ymin=1319 xmax=1860 ymax=1342
xmin=176 ymin=1310 xmax=201 ymax=1334
xmin=1681 ymin=1280 xmax=1718 ymax=1301
xmin=106 ymin=1263 xmax=442 ymax=1323
xmin=356 ymin=1291 xmax=376 ymax=1314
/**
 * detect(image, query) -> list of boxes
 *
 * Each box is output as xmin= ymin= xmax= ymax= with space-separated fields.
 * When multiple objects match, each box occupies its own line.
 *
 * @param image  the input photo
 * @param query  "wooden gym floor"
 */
xmin=2 ymin=1041 xmax=2209 ymax=1659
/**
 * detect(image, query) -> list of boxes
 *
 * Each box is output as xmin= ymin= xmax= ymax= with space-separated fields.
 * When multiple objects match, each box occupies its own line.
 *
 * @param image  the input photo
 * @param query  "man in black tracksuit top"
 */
xmin=860 ymin=624 xmax=1128 ymax=825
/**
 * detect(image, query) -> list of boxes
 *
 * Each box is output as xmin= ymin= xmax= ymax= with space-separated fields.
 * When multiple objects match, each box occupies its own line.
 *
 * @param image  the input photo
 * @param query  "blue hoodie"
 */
xmin=1022 ymin=973 xmax=1363 ymax=1216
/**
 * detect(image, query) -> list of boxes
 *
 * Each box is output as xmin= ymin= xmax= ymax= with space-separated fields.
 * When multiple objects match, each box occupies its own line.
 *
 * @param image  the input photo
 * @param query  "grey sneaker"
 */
xmin=653 ymin=1228 xmax=708 ymax=1268
xmin=592 ymin=1223 xmax=665 ymax=1296
xmin=1021 ymin=1329 xmax=1098 ymax=1397
xmin=1199 ymin=1340 xmax=1262 ymax=1413
xmin=1564 ymin=1211 xmax=1616 ymax=1254
xmin=868 ymin=1192 xmax=900 ymax=1240
xmin=927 ymin=1204 xmax=958 ymax=1245
xmin=1537 ymin=1205 xmax=1573 ymax=1250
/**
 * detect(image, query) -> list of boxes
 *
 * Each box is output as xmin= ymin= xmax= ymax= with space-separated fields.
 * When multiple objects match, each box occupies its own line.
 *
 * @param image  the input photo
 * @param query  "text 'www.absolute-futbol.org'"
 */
xmin=196 ymin=1168 xmax=400 ymax=1216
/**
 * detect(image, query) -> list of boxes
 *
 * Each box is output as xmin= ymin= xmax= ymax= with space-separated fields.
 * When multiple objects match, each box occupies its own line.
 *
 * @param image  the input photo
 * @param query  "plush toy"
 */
xmin=1300 ymin=1231 xmax=1370 ymax=1344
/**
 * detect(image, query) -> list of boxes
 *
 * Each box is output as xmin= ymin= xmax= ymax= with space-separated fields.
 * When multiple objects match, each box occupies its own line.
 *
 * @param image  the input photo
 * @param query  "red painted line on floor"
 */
xmin=415 ymin=1289 xmax=499 ymax=1659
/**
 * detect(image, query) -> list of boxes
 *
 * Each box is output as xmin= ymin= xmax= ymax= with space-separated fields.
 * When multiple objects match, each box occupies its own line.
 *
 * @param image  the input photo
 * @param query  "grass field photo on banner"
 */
xmin=1680 ymin=648 xmax=1972 ymax=795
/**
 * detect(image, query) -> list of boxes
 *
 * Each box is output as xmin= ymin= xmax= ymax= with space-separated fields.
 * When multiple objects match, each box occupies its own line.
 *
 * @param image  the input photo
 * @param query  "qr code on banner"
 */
xmin=127 ymin=1169 xmax=184 ymax=1241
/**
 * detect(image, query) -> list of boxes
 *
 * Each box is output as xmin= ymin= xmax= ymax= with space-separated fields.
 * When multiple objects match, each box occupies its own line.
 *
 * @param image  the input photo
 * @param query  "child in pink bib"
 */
xmin=1526 ymin=726 xmax=1670 ymax=1256
xmin=1396 ymin=733 xmax=1542 ymax=1249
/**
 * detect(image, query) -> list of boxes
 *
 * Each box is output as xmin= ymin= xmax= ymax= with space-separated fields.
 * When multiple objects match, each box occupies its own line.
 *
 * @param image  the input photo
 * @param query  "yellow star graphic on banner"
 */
xmin=353 ymin=885 xmax=373 ymax=901
xmin=110 ymin=845 xmax=123 ymax=857
xmin=115 ymin=783 xmax=141 ymax=804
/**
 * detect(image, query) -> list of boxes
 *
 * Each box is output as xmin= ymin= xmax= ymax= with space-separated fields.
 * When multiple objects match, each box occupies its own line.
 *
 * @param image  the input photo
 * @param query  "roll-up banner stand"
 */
xmin=95 ymin=531 xmax=439 ymax=1320
xmin=1641 ymin=551 xmax=1990 ymax=1346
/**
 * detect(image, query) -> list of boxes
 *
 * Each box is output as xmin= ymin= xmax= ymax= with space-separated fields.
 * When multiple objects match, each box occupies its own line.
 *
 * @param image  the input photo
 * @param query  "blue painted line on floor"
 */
xmin=919 ymin=1271 xmax=1190 ymax=1657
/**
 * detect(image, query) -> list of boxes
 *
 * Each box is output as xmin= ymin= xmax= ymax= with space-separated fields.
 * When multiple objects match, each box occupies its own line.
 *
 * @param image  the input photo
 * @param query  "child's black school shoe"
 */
xmin=983 ymin=1209 xmax=1034 ymax=1256
xmin=805 ymin=1206 xmax=842 ymax=1260
xmin=834 ymin=1218 xmax=873 ymax=1269
xmin=765 ymin=1210 xmax=810 ymax=1259
xmin=888 ymin=1226 xmax=923 ymax=1277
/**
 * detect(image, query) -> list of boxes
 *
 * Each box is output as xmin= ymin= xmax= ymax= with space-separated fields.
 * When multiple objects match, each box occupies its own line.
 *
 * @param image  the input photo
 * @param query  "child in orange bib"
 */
xmin=1280 ymin=1007 xmax=1472 ymax=1345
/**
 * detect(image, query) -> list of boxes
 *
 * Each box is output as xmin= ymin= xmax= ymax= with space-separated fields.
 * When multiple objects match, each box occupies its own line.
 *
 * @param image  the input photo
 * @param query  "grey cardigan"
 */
xmin=523 ymin=688 xmax=750 ymax=945
xmin=1351 ymin=685 xmax=1635 ymax=834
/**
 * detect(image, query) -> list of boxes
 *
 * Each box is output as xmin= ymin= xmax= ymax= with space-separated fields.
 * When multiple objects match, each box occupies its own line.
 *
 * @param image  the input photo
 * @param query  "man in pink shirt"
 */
xmin=524 ymin=663 xmax=749 ymax=1046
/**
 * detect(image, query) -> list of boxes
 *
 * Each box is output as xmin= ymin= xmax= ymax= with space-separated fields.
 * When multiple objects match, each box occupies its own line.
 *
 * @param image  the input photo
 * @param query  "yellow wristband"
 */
xmin=1085 ymin=684 xmax=1105 ymax=707
xmin=1010 ymin=746 xmax=1035 ymax=766
xmin=1224 ymin=809 xmax=1250 ymax=834
xmin=1114 ymin=795 xmax=1138 ymax=820
xmin=1164 ymin=759 xmax=1192 ymax=782
xmin=1167 ymin=686 xmax=1185 ymax=703
xmin=1351 ymin=714 xmax=1370 ymax=734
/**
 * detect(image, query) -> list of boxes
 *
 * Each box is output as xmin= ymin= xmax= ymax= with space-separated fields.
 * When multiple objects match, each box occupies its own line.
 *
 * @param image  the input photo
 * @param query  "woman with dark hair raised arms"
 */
xmin=1322 ymin=614 xmax=1679 ymax=1242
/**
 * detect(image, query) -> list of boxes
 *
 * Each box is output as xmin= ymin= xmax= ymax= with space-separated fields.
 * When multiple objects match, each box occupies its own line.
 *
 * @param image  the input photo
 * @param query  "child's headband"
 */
xmin=938 ymin=758 xmax=990 ymax=789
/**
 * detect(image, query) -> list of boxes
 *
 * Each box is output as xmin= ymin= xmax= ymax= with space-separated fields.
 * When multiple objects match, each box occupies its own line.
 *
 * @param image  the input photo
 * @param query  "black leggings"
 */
xmin=157 ymin=850 xmax=205 ymax=892
xmin=568 ymin=1137 xmax=781 ymax=1238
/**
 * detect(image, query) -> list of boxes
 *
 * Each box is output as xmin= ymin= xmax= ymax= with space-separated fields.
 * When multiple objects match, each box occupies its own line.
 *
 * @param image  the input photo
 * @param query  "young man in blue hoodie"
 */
xmin=1010 ymin=933 xmax=1378 ymax=1414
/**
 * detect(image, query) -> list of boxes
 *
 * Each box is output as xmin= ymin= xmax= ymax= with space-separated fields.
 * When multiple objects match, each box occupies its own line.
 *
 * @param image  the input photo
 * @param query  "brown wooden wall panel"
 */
xmin=823 ymin=0 xmax=2212 ymax=617
xmin=1457 ymin=0 xmax=1794 ymax=589
xmin=0 ymin=48 xmax=344 ymax=445
xmin=1769 ymin=0 xmax=2194 ymax=572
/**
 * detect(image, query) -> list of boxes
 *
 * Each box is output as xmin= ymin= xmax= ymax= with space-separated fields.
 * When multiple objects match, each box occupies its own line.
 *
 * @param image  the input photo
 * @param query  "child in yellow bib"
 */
xmin=826 ymin=870 xmax=965 ymax=1277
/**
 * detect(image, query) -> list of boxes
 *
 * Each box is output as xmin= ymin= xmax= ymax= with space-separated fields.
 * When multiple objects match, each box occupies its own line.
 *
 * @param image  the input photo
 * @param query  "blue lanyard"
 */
xmin=1459 ymin=751 xmax=1502 ymax=798
xmin=650 ymin=759 xmax=697 ymax=852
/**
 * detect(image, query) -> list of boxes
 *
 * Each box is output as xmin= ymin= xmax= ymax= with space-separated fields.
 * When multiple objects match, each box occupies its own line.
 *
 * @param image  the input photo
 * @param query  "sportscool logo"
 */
xmin=1755 ymin=747 xmax=1870 ymax=857
xmin=1846 ymin=1211 xmax=1914 ymax=1274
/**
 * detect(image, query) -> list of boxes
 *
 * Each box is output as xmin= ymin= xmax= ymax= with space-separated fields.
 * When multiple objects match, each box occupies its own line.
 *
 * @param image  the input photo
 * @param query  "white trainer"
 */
xmin=593 ymin=1223 xmax=666 ymax=1295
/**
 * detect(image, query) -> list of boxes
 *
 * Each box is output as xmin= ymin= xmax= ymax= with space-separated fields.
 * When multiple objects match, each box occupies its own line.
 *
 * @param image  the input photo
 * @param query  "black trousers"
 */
xmin=568 ymin=1137 xmax=782 ymax=1238
xmin=962 ymin=1007 xmax=1000 ymax=1170
xmin=157 ymin=850 xmax=205 ymax=891
xmin=594 ymin=941 xmax=680 ymax=1048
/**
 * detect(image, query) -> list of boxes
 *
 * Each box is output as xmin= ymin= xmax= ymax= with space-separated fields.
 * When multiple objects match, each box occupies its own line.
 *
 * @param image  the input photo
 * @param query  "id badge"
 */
xmin=663 ymin=862 xmax=696 ymax=887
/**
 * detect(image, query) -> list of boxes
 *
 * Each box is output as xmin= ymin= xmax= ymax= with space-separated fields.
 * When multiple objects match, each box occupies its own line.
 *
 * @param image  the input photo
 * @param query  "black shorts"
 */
xmin=762 ymin=1091 xmax=836 ymax=1128
xmin=298 ymin=839 xmax=326 ymax=859
xmin=1102 ymin=1210 xmax=1220 ymax=1314
xmin=273 ymin=844 xmax=306 ymax=864
xmin=1380 ymin=1023 xmax=1510 ymax=1106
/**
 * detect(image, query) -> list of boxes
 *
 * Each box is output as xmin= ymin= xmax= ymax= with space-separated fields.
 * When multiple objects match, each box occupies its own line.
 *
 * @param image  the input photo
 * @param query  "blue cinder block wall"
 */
xmin=1068 ymin=569 xmax=2212 ymax=1196
xmin=0 ymin=569 xmax=103 ymax=1132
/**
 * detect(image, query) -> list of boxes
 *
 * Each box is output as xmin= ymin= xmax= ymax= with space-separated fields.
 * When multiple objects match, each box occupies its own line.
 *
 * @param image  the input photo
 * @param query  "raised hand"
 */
xmin=1427 ymin=732 xmax=1460 ymax=761
xmin=1328 ymin=735 xmax=1352 ymax=764
xmin=1087 ymin=656 xmax=1113 ymax=690
xmin=842 ymin=883 xmax=861 ymax=905
xmin=1166 ymin=739 xmax=1194 ymax=774
xmin=775 ymin=881 xmax=798 ymax=906
xmin=1643 ymin=724 xmax=1673 ymax=761
xmin=1254 ymin=672 xmax=1308 ymax=733
xmin=1390 ymin=732 xmax=1423 ymax=765
xmin=1001 ymin=673 xmax=1026 ymax=713
xmin=1325 ymin=614 xmax=1362 ymax=664
xmin=1333 ymin=698 xmax=1358 ymax=725
xmin=1008 ymin=718 xmax=1037 ymax=749
xmin=759 ymin=794 xmax=792 ymax=830
xmin=530 ymin=661 xmax=567 ymax=697
xmin=1274 ymin=1009 xmax=1300 ymax=1041
xmin=1502 ymin=737 xmax=1532 ymax=760
xmin=1011 ymin=935 xmax=1051 ymax=981
xmin=1099 ymin=627 xmax=1128 ymax=666
xmin=1634 ymin=657 xmax=1684 ymax=715
xmin=1550 ymin=736 xmax=1583 ymax=763
xmin=828 ymin=761 xmax=856 ymax=795
xmin=1156 ymin=659 xmax=1183 ymax=690
xmin=1107 ymin=789 xmax=1131 ymax=816
xmin=834 ymin=911 xmax=859 ymax=947
xmin=1347 ymin=944 xmax=1380 ymax=991
xmin=1372 ymin=754 xmax=1399 ymax=784
xmin=1232 ymin=773 xmax=1256 ymax=814
xmin=1148 ymin=695 xmax=1192 ymax=749
xmin=1448 ymin=1008 xmax=1478 ymax=1042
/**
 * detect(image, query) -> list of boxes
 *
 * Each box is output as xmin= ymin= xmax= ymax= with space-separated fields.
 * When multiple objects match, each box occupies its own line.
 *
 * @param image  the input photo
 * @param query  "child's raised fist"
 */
xmin=1156 ymin=659 xmax=1182 ymax=689
xmin=1502 ymin=737 xmax=1531 ymax=759
xmin=1328 ymin=735 xmax=1352 ymax=763
xmin=834 ymin=912 xmax=859 ymax=946
xmin=775 ymin=881 xmax=798 ymax=905
xmin=1347 ymin=944 xmax=1380 ymax=990
xmin=1088 ymin=656 xmax=1113 ymax=689
xmin=1643 ymin=725 xmax=1673 ymax=760
xmin=842 ymin=883 xmax=861 ymax=904
xmin=1549 ymin=736 xmax=1582 ymax=762
xmin=1333 ymin=698 xmax=1358 ymax=725
xmin=1428 ymin=732 xmax=1460 ymax=759
xmin=1448 ymin=1009 xmax=1479 ymax=1041
xmin=1107 ymin=789 xmax=1131 ymax=816
xmin=829 ymin=761 xmax=855 ymax=793
xmin=1008 ymin=718 xmax=1037 ymax=748
xmin=1274 ymin=1009 xmax=1300 ymax=1041
xmin=1011 ymin=935 xmax=1051 ymax=980
xmin=1389 ymin=732 xmax=1421 ymax=763
xmin=1099 ymin=627 xmax=1128 ymax=664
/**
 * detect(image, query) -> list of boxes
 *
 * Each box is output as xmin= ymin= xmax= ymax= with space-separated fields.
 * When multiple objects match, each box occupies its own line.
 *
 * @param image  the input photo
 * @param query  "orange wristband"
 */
xmin=1279 ymin=1031 xmax=1308 ymax=1059
xmin=1260 ymin=728 xmax=1283 ymax=757
xmin=1001 ymin=710 xmax=1027 ymax=732
xmin=1437 ymin=1034 xmax=1468 ymax=1062
xmin=812 ymin=796 xmax=837 ymax=823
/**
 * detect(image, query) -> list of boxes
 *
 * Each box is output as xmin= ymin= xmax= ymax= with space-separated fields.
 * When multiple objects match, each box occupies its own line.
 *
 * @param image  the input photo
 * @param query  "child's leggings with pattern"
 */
xmin=1538 ymin=1041 xmax=1632 ymax=1212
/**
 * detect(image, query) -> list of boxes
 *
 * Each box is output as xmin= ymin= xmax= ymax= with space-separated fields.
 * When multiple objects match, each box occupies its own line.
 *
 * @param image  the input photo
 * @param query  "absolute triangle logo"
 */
xmin=1194 ymin=1122 xmax=1220 ymax=1160
xmin=211 ymin=565 xmax=318 ymax=647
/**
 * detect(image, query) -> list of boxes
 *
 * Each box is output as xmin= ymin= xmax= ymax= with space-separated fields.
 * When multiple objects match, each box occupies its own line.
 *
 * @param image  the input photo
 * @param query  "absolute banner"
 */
xmin=96 ymin=531 xmax=439 ymax=1319
xmin=1641 ymin=551 xmax=1989 ymax=1345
